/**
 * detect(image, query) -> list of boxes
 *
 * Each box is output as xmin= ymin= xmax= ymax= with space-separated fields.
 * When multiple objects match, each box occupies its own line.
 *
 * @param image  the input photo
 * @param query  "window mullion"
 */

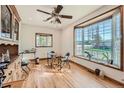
xmin=82 ymin=28 xmax=84 ymax=56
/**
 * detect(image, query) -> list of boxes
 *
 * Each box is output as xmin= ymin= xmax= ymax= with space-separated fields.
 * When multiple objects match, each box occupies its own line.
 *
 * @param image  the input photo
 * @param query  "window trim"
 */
xmin=35 ymin=33 xmax=53 ymax=47
xmin=120 ymin=6 xmax=124 ymax=71
xmin=73 ymin=6 xmax=124 ymax=71
xmin=14 ymin=18 xmax=19 ymax=40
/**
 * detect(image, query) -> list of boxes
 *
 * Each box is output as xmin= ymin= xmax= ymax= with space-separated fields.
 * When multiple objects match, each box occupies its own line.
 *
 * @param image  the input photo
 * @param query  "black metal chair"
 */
xmin=0 ymin=73 xmax=11 ymax=88
xmin=47 ymin=51 xmax=56 ymax=68
xmin=59 ymin=52 xmax=70 ymax=70
xmin=0 ymin=63 xmax=11 ymax=88
xmin=21 ymin=59 xmax=30 ymax=74
xmin=19 ymin=52 xmax=30 ymax=74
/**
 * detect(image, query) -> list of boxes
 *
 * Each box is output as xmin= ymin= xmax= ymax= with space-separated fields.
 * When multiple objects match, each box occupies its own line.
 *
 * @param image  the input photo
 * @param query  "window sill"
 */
xmin=74 ymin=55 xmax=122 ymax=71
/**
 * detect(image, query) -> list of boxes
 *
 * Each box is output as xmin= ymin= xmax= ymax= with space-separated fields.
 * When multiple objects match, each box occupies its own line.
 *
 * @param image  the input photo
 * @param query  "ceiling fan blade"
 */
xmin=59 ymin=15 xmax=73 ymax=19
xmin=44 ymin=16 xmax=53 ymax=21
xmin=37 ymin=9 xmax=51 ymax=15
xmin=55 ymin=5 xmax=63 ymax=14
xmin=56 ymin=18 xmax=61 ymax=24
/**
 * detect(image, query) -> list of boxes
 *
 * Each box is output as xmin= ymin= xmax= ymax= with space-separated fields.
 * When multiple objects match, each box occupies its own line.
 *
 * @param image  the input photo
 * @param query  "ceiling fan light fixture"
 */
xmin=37 ymin=5 xmax=73 ymax=24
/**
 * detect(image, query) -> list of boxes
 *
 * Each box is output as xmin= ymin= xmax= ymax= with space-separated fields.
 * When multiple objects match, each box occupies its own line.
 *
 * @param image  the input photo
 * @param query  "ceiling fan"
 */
xmin=36 ymin=5 xmax=73 ymax=24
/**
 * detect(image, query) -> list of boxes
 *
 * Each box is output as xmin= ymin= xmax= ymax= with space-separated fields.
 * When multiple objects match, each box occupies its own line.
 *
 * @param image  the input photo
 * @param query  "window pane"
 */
xmin=36 ymin=35 xmax=40 ymax=46
xmin=84 ymin=26 xmax=93 ymax=60
xmin=97 ymin=19 xmax=112 ymax=63
xmin=36 ymin=34 xmax=52 ymax=47
xmin=47 ymin=36 xmax=52 ymax=46
xmin=75 ymin=28 xmax=83 ymax=56
xmin=40 ymin=36 xmax=47 ymax=46
xmin=113 ymin=12 xmax=121 ymax=68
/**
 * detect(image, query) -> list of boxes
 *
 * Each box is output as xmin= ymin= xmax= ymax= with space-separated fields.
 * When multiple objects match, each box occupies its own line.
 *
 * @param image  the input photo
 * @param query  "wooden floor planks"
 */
xmin=20 ymin=60 xmax=124 ymax=88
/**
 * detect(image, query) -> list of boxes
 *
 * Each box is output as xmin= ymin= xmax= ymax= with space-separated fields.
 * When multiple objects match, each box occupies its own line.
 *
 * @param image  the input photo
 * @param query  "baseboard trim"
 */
xmin=104 ymin=75 xmax=124 ymax=86
xmin=69 ymin=60 xmax=95 ymax=73
xmin=39 ymin=58 xmax=47 ymax=60
xmin=30 ymin=58 xmax=47 ymax=61
xmin=30 ymin=57 xmax=61 ymax=61
xmin=70 ymin=60 xmax=124 ymax=86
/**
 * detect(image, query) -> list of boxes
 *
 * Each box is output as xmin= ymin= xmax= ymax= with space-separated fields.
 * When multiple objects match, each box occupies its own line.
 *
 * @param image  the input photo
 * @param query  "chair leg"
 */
xmin=0 ymin=79 xmax=2 ymax=88
xmin=57 ymin=59 xmax=60 ymax=67
xmin=47 ymin=58 xmax=49 ymax=66
xmin=22 ymin=67 xmax=28 ymax=75
xmin=26 ymin=65 xmax=30 ymax=71
xmin=50 ymin=58 xmax=55 ymax=69
xmin=59 ymin=62 xmax=66 ymax=70
xmin=68 ymin=62 xmax=71 ymax=69
xmin=58 ymin=62 xmax=62 ymax=71
xmin=0 ymin=76 xmax=11 ymax=88
xmin=0 ymin=68 xmax=5 ymax=75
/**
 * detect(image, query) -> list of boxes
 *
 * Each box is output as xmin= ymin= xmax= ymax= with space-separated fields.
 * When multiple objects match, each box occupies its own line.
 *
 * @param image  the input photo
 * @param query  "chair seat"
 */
xmin=61 ymin=58 xmax=67 ymax=62
xmin=21 ymin=59 xmax=29 ymax=65
xmin=21 ymin=63 xmax=28 ymax=66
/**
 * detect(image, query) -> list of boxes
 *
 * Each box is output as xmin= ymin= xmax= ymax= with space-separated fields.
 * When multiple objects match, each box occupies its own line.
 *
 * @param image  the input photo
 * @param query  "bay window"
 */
xmin=74 ymin=7 xmax=123 ymax=69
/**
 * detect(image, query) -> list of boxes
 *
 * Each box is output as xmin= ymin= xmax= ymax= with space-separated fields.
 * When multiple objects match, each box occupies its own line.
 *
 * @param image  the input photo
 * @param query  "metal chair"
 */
xmin=59 ymin=52 xmax=70 ymax=70
xmin=21 ymin=59 xmax=30 ymax=74
xmin=0 ymin=73 xmax=11 ymax=88
xmin=47 ymin=51 xmax=56 ymax=68
xmin=0 ymin=63 xmax=11 ymax=88
xmin=19 ymin=53 xmax=30 ymax=74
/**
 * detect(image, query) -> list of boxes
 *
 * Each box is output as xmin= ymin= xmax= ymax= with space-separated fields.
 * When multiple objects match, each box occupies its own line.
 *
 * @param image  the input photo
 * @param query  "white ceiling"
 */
xmin=16 ymin=5 xmax=102 ymax=30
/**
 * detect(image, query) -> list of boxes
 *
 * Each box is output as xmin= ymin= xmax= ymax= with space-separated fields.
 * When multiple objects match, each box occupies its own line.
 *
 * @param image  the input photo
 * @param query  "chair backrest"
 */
xmin=64 ymin=52 xmax=70 ymax=61
xmin=50 ymin=51 xmax=55 ymax=53
xmin=47 ymin=51 xmax=55 ymax=58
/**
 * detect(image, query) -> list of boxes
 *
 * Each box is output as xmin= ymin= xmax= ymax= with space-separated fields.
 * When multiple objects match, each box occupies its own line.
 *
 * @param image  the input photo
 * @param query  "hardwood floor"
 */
xmin=3 ymin=80 xmax=24 ymax=88
xmin=20 ymin=60 xmax=124 ymax=88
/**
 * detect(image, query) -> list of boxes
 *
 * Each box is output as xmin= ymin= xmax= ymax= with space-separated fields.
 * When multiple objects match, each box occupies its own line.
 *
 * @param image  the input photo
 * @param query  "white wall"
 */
xmin=19 ymin=24 xmax=61 ymax=59
xmin=61 ymin=5 xmax=124 ymax=84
